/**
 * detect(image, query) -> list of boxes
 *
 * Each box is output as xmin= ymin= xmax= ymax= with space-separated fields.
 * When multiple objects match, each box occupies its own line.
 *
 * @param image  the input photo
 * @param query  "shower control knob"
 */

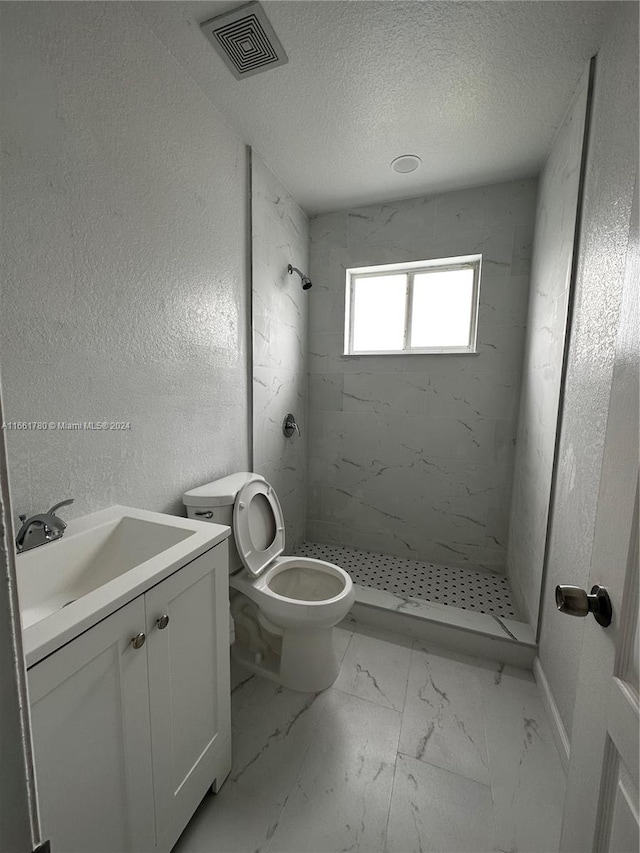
xmin=283 ymin=413 xmax=300 ymax=437
xmin=555 ymin=584 xmax=612 ymax=627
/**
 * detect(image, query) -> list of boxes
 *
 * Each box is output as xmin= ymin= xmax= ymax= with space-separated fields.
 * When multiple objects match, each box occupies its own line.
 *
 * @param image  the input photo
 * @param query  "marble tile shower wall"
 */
xmin=252 ymin=155 xmax=309 ymax=547
xmin=307 ymin=180 xmax=537 ymax=574
xmin=507 ymin=70 xmax=589 ymax=624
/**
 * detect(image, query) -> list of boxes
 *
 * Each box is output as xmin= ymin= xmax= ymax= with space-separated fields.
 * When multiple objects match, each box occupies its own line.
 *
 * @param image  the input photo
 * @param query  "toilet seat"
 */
xmin=233 ymin=478 xmax=285 ymax=576
xmin=230 ymin=476 xmax=354 ymax=625
xmin=230 ymin=555 xmax=354 ymax=628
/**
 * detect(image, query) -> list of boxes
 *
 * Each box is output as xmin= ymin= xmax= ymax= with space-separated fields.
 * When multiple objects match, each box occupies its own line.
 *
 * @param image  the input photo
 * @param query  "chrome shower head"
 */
xmin=287 ymin=264 xmax=313 ymax=290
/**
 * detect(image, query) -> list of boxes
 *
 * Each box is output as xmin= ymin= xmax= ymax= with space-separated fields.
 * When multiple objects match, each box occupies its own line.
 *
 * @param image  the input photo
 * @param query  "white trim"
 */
xmin=534 ymin=655 xmax=570 ymax=774
xmin=403 ymin=271 xmax=413 ymax=350
xmin=0 ymin=379 xmax=40 ymax=849
xmin=342 ymin=346 xmax=478 ymax=357
xmin=347 ymin=253 xmax=482 ymax=276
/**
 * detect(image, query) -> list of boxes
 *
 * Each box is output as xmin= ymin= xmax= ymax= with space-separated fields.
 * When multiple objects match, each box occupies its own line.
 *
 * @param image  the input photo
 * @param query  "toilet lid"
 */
xmin=233 ymin=478 xmax=285 ymax=576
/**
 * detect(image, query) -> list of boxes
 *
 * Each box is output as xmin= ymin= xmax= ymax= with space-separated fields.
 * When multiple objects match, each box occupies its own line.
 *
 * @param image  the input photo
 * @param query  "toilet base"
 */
xmin=280 ymin=626 xmax=339 ymax=692
xmin=231 ymin=639 xmax=281 ymax=683
xmin=231 ymin=625 xmax=340 ymax=693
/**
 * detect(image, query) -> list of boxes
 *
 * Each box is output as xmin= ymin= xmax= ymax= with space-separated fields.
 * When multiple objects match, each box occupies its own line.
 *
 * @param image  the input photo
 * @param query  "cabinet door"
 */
xmin=28 ymin=597 xmax=155 ymax=853
xmin=145 ymin=544 xmax=231 ymax=852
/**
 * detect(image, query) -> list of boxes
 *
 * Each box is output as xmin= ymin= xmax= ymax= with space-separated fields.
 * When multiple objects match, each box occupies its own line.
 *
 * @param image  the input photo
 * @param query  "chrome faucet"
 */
xmin=15 ymin=499 xmax=74 ymax=553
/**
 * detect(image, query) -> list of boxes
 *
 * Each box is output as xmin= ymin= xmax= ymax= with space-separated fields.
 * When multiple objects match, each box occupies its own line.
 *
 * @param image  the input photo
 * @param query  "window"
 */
xmin=344 ymin=255 xmax=481 ymax=355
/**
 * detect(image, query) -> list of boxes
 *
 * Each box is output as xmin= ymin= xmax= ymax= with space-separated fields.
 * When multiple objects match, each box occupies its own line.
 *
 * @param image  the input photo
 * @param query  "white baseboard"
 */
xmin=534 ymin=656 xmax=570 ymax=774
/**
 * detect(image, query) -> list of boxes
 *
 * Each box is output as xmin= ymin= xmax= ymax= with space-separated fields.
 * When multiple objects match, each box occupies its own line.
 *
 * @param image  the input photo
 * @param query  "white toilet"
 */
xmin=183 ymin=472 xmax=355 ymax=692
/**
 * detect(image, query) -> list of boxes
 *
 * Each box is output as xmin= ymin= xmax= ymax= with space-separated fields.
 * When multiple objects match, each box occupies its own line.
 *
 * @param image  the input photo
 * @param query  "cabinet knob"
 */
xmin=131 ymin=632 xmax=146 ymax=649
xmin=156 ymin=614 xmax=170 ymax=630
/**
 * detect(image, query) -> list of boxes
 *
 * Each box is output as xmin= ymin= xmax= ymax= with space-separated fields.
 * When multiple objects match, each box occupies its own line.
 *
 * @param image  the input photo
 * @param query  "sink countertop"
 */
xmin=18 ymin=505 xmax=230 ymax=668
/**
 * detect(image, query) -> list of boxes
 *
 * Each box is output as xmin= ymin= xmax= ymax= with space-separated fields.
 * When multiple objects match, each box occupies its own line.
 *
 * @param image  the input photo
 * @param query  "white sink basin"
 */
xmin=17 ymin=505 xmax=230 ymax=666
xmin=18 ymin=516 xmax=194 ymax=629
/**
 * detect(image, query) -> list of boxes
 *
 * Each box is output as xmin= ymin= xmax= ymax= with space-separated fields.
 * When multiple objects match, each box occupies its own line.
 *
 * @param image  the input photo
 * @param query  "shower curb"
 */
xmin=340 ymin=586 xmax=536 ymax=670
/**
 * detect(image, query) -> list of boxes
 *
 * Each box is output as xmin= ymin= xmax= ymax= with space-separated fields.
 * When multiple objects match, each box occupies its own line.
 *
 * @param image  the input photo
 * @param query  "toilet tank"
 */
xmin=183 ymin=472 xmax=265 ymax=574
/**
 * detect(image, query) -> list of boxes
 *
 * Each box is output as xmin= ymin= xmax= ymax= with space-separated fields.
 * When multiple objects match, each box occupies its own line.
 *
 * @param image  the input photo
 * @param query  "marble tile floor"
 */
xmin=173 ymin=624 xmax=565 ymax=853
xmin=296 ymin=541 xmax=520 ymax=621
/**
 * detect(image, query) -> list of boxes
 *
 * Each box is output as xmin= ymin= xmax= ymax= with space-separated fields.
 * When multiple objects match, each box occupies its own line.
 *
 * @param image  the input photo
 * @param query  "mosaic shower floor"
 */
xmin=296 ymin=541 xmax=519 ymax=620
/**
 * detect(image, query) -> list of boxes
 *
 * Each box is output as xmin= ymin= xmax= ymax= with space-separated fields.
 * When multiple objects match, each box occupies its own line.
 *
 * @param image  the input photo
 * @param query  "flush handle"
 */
xmin=156 ymin=614 xmax=170 ymax=630
xmin=131 ymin=632 xmax=146 ymax=649
xmin=195 ymin=511 xmax=213 ymax=519
xmin=555 ymin=584 xmax=612 ymax=627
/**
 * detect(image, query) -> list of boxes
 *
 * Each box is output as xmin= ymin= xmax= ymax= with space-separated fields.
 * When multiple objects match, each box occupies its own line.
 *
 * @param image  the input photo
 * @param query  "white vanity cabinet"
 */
xmin=27 ymin=543 xmax=231 ymax=853
xmin=145 ymin=544 xmax=231 ymax=851
xmin=28 ymin=595 xmax=156 ymax=852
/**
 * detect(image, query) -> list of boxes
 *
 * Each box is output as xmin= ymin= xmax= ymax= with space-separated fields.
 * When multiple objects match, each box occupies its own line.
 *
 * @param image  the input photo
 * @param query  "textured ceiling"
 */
xmin=138 ymin=1 xmax=613 ymax=213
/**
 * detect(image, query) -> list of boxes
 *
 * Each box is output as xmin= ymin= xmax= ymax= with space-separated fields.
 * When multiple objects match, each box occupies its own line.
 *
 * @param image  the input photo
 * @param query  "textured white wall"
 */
xmin=538 ymin=4 xmax=638 ymax=739
xmin=507 ymin=68 xmax=590 ymax=625
xmin=0 ymin=2 xmax=250 ymax=520
xmin=307 ymin=180 xmax=537 ymax=574
xmin=252 ymin=155 xmax=309 ymax=548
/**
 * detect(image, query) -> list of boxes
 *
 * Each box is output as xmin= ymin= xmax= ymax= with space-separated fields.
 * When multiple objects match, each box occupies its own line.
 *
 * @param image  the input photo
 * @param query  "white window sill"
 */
xmin=342 ymin=348 xmax=479 ymax=357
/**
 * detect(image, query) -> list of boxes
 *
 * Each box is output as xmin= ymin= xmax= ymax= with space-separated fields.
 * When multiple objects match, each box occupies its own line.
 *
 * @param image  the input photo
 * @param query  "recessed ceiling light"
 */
xmin=391 ymin=154 xmax=422 ymax=174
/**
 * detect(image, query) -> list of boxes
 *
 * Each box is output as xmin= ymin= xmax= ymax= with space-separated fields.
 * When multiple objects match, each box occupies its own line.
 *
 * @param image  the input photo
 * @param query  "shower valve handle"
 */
xmin=283 ymin=413 xmax=300 ymax=437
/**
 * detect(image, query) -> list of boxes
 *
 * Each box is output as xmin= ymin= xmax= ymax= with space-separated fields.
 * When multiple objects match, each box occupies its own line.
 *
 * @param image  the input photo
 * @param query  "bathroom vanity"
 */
xmin=19 ymin=506 xmax=232 ymax=853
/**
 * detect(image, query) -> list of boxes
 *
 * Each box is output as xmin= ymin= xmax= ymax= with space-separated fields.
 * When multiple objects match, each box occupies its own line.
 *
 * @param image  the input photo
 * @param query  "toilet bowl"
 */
xmin=183 ymin=473 xmax=354 ymax=691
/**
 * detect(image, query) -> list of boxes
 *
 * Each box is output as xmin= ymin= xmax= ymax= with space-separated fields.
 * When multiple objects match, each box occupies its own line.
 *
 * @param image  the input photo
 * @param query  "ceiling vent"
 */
xmin=200 ymin=2 xmax=288 ymax=80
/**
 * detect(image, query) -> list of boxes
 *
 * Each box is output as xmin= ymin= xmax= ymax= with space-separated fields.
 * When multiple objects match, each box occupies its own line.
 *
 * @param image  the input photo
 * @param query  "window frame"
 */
xmin=343 ymin=254 xmax=482 ymax=356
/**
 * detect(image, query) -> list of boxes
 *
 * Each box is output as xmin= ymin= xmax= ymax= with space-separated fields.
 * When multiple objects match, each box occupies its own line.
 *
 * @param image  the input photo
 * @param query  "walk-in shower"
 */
xmin=251 ymin=52 xmax=592 ymax=663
